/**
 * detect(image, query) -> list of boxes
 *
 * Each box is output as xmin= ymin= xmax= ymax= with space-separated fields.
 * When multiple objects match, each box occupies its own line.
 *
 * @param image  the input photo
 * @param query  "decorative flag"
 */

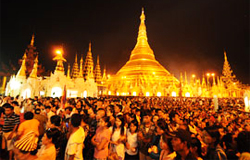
xmin=61 ymin=85 xmax=67 ymax=109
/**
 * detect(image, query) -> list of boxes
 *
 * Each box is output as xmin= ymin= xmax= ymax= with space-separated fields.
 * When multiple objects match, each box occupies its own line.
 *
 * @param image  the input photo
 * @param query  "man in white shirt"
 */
xmin=65 ymin=114 xmax=85 ymax=160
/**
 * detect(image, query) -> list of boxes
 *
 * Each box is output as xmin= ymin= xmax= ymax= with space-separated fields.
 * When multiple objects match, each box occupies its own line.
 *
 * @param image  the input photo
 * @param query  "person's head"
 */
xmin=11 ymin=101 xmax=19 ymax=107
xmin=152 ymin=115 xmax=159 ymax=125
xmin=24 ymin=112 xmax=34 ymax=120
xmin=45 ymin=106 xmax=51 ymax=112
xmin=70 ymin=114 xmax=81 ymax=128
xmin=114 ymin=115 xmax=125 ymax=135
xmin=50 ymin=115 xmax=61 ymax=127
xmin=34 ymin=108 xmax=41 ymax=114
xmin=143 ymin=109 xmax=152 ymax=124
xmin=3 ymin=103 xmax=14 ymax=116
xmin=99 ymin=116 xmax=111 ymax=128
xmin=76 ymin=100 xmax=83 ymax=109
xmin=156 ymin=118 xmax=168 ymax=135
xmin=157 ymin=109 xmax=164 ymax=118
xmin=114 ymin=104 xmax=122 ymax=114
xmin=129 ymin=119 xmax=139 ymax=133
xmin=169 ymin=111 xmax=180 ymax=123
xmin=42 ymin=128 xmax=60 ymax=146
xmin=171 ymin=129 xmax=192 ymax=153
xmin=106 ymin=105 xmax=114 ymax=117
xmin=65 ymin=107 xmax=73 ymax=114
xmin=202 ymin=126 xmax=221 ymax=146
xmin=96 ymin=108 xmax=106 ymax=121
xmin=190 ymin=137 xmax=202 ymax=158
xmin=237 ymin=131 xmax=250 ymax=153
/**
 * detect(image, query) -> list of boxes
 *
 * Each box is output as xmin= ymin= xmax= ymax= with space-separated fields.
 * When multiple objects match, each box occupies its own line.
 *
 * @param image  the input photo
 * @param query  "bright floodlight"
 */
xmin=157 ymin=92 xmax=161 ymax=97
xmin=55 ymin=50 xmax=62 ymax=55
xmin=133 ymin=92 xmax=136 ymax=96
xmin=172 ymin=92 xmax=177 ymax=97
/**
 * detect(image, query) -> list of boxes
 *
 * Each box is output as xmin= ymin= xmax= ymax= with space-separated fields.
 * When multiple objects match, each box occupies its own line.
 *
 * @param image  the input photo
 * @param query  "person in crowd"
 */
xmin=190 ymin=137 xmax=203 ymax=160
xmin=11 ymin=101 xmax=20 ymax=116
xmin=110 ymin=114 xmax=126 ymax=160
xmin=33 ymin=108 xmax=47 ymax=138
xmin=114 ymin=104 xmax=123 ymax=116
xmin=2 ymin=103 xmax=20 ymax=160
xmin=45 ymin=106 xmax=55 ymax=123
xmin=17 ymin=111 xmax=40 ymax=139
xmin=138 ymin=109 xmax=155 ymax=160
xmin=65 ymin=114 xmax=85 ymax=160
xmin=237 ymin=131 xmax=250 ymax=160
xmin=159 ymin=133 xmax=176 ymax=160
xmin=29 ymin=128 xmax=60 ymax=160
xmin=171 ymin=128 xmax=196 ymax=160
xmin=125 ymin=119 xmax=139 ymax=160
xmin=92 ymin=116 xmax=112 ymax=159
xmin=220 ymin=133 xmax=237 ymax=159
xmin=202 ymin=126 xmax=227 ymax=160
xmin=65 ymin=107 xmax=73 ymax=119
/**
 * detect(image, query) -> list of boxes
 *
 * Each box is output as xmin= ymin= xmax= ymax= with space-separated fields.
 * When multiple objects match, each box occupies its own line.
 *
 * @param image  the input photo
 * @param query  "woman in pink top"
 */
xmin=91 ymin=116 xmax=111 ymax=160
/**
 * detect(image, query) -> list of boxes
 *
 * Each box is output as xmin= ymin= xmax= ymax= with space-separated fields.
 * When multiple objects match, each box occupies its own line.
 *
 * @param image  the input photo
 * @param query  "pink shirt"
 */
xmin=94 ymin=127 xmax=111 ymax=159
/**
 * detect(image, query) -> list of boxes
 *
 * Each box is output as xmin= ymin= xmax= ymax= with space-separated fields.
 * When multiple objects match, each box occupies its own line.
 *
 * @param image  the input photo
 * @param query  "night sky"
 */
xmin=0 ymin=0 xmax=249 ymax=84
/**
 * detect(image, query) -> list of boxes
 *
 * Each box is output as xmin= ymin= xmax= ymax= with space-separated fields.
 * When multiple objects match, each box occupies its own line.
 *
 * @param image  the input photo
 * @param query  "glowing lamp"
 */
xmin=132 ymin=92 xmax=136 ymax=96
xmin=172 ymin=92 xmax=177 ymax=97
xmin=185 ymin=92 xmax=190 ymax=97
xmin=83 ymin=91 xmax=87 ymax=98
xmin=55 ymin=50 xmax=62 ymax=55
xmin=157 ymin=92 xmax=161 ymax=97
xmin=40 ymin=91 xmax=45 ymax=96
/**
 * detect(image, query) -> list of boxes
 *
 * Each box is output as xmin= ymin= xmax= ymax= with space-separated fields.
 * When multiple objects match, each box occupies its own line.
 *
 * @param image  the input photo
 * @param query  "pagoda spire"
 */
xmin=202 ymin=75 xmax=206 ymax=87
xmin=83 ymin=42 xmax=94 ymax=80
xmin=67 ymin=64 xmax=71 ymax=78
xmin=94 ymin=55 xmax=102 ymax=84
xmin=79 ymin=55 xmax=84 ymax=78
xmin=29 ymin=56 xmax=38 ymax=78
xmin=16 ymin=53 xmax=27 ymax=78
xmin=30 ymin=34 xmax=35 ymax=46
xmin=53 ymin=49 xmax=66 ymax=73
xmin=129 ymin=8 xmax=155 ymax=61
xmin=102 ymin=65 xmax=107 ymax=82
xmin=184 ymin=72 xmax=188 ymax=85
xmin=71 ymin=54 xmax=79 ymax=78
xmin=222 ymin=50 xmax=234 ymax=78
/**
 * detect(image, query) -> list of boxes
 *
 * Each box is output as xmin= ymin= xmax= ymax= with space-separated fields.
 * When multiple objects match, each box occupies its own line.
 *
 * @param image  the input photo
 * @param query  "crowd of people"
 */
xmin=0 ymin=95 xmax=249 ymax=160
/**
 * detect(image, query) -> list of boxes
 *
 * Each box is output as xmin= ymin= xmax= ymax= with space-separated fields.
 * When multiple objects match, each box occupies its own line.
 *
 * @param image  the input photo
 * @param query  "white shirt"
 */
xmin=125 ymin=130 xmax=138 ymax=155
xmin=65 ymin=127 xmax=85 ymax=160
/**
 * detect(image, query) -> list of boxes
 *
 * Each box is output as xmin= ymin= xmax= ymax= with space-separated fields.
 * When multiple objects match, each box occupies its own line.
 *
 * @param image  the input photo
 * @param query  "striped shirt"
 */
xmin=3 ymin=113 xmax=20 ymax=133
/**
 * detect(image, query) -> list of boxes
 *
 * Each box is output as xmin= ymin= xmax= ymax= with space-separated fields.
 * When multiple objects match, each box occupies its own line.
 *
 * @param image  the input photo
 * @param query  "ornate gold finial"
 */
xmin=16 ymin=53 xmax=27 ymax=78
xmin=67 ymin=64 xmax=71 ymax=78
xmin=224 ymin=50 xmax=227 ymax=61
xmin=75 ymin=54 xmax=78 ymax=62
xmin=140 ymin=8 xmax=145 ymax=22
xmin=29 ymin=56 xmax=38 ymax=78
xmin=89 ymin=42 xmax=91 ymax=52
xmin=79 ymin=56 xmax=83 ymax=78
xmin=30 ymin=34 xmax=35 ymax=46
xmin=97 ymin=55 xmax=99 ymax=64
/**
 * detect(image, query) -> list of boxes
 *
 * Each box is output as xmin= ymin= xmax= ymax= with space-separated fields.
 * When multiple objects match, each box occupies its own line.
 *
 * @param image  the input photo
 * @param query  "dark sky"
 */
xmin=0 ymin=0 xmax=249 ymax=84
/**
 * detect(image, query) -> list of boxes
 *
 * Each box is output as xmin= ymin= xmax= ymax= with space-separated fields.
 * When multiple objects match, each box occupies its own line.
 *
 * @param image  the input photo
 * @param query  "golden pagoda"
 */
xmin=107 ymin=9 xmax=179 ymax=96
